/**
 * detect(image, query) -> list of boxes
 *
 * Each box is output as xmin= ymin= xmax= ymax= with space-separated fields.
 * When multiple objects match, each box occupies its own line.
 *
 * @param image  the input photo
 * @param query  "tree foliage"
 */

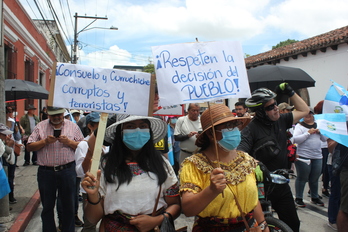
xmin=272 ymin=39 xmax=299 ymax=49
xmin=143 ymin=63 xmax=155 ymax=73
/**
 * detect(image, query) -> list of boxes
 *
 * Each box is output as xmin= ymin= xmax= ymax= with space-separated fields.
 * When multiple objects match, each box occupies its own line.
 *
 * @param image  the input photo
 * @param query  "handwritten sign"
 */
xmin=152 ymin=41 xmax=251 ymax=106
xmin=51 ymin=63 xmax=151 ymax=115
xmin=154 ymin=104 xmax=184 ymax=116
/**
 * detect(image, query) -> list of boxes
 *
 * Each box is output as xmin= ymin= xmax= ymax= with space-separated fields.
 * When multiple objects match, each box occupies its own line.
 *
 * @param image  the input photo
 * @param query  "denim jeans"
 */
xmin=328 ymin=165 xmax=341 ymax=224
xmin=37 ymin=162 xmax=76 ymax=232
xmin=322 ymin=148 xmax=330 ymax=190
xmin=295 ymin=158 xmax=322 ymax=199
xmin=57 ymin=177 xmax=81 ymax=222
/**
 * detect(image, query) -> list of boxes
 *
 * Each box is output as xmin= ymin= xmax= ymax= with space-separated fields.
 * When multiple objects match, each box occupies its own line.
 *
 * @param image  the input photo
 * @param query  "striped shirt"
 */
xmin=28 ymin=119 xmax=84 ymax=166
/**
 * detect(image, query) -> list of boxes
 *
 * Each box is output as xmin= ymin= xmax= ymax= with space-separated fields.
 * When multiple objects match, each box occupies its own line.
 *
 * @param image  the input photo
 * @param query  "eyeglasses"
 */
xmin=264 ymin=101 xmax=278 ymax=111
xmin=216 ymin=121 xmax=242 ymax=132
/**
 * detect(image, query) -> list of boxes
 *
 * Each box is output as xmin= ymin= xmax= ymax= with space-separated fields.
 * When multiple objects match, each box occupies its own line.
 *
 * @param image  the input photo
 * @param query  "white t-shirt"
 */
xmin=99 ymin=157 xmax=178 ymax=215
xmin=174 ymin=115 xmax=202 ymax=152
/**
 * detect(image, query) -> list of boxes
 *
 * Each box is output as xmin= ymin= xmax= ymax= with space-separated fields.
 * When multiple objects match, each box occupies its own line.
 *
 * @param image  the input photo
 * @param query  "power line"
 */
xmin=47 ymin=0 xmax=72 ymax=45
xmin=25 ymin=0 xmax=39 ymax=19
xmin=64 ymin=0 xmax=75 ymax=37
xmin=32 ymin=0 xmax=60 ymax=61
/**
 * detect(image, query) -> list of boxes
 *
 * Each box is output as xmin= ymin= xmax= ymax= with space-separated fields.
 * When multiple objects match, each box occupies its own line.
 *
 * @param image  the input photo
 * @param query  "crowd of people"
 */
xmin=1 ymin=82 xmax=348 ymax=232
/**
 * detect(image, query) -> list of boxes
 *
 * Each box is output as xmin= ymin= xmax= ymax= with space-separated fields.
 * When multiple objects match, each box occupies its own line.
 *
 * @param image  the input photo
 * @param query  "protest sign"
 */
xmin=154 ymin=104 xmax=185 ymax=116
xmin=49 ymin=62 xmax=151 ymax=116
xmin=152 ymin=41 xmax=251 ymax=106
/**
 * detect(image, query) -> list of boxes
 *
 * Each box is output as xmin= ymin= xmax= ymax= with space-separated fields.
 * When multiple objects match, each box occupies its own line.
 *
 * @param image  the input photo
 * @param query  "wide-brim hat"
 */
xmin=0 ymin=123 xmax=13 ymax=135
xmin=104 ymin=115 xmax=167 ymax=144
xmin=47 ymin=107 xmax=65 ymax=115
xmin=196 ymin=104 xmax=251 ymax=146
xmin=27 ymin=104 xmax=37 ymax=110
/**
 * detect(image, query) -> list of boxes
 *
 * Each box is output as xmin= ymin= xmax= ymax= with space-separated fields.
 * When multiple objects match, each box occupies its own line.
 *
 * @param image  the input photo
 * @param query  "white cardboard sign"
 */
xmin=152 ymin=41 xmax=251 ymax=106
xmin=52 ymin=63 xmax=151 ymax=115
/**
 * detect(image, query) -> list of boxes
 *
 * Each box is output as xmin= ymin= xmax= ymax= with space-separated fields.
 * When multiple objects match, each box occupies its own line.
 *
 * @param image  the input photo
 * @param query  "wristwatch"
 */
xmin=259 ymin=221 xmax=268 ymax=230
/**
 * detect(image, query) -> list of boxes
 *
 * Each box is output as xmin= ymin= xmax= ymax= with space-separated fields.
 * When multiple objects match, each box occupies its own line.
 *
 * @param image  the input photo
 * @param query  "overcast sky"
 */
xmin=19 ymin=0 xmax=348 ymax=69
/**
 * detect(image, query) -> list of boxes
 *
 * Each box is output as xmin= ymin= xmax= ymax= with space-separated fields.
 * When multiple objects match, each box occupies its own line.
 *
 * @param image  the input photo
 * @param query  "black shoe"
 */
xmin=311 ymin=198 xmax=324 ymax=206
xmin=23 ymin=162 xmax=29 ymax=166
xmin=75 ymin=215 xmax=84 ymax=227
xmin=295 ymin=198 xmax=306 ymax=208
xmin=322 ymin=190 xmax=330 ymax=198
xmin=32 ymin=162 xmax=38 ymax=165
xmin=9 ymin=197 xmax=17 ymax=204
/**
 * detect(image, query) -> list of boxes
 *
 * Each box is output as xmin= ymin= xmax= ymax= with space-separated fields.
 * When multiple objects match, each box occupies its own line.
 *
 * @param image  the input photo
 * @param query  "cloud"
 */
xmin=19 ymin=0 xmax=348 ymax=66
xmin=265 ymin=0 xmax=348 ymax=37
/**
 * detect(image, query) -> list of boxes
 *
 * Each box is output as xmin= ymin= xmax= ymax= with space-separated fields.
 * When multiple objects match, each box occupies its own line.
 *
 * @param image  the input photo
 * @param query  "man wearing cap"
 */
xmin=0 ymin=124 xmax=15 ymax=204
xmin=20 ymin=104 xmax=40 ymax=166
xmin=70 ymin=110 xmax=82 ymax=123
xmin=27 ymin=106 xmax=84 ymax=232
xmin=238 ymin=83 xmax=309 ymax=232
xmin=174 ymin=103 xmax=202 ymax=164
xmin=278 ymin=102 xmax=294 ymax=114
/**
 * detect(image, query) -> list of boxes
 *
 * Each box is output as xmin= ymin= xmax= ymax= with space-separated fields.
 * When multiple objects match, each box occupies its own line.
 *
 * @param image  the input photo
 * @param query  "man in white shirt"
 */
xmin=174 ymin=103 xmax=202 ymax=164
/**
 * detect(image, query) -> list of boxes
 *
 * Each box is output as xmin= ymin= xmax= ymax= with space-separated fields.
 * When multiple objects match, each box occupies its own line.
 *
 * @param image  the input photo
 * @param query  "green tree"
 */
xmin=143 ymin=63 xmax=155 ymax=73
xmin=272 ymin=39 xmax=299 ymax=49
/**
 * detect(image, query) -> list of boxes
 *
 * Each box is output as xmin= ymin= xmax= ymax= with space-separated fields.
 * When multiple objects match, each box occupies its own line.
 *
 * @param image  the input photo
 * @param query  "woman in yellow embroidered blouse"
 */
xmin=180 ymin=104 xmax=269 ymax=232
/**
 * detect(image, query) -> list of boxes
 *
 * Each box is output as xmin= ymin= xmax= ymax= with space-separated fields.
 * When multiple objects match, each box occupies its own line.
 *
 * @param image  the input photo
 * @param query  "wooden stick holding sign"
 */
xmin=89 ymin=112 xmax=108 ymax=177
xmin=89 ymin=74 xmax=157 ymax=177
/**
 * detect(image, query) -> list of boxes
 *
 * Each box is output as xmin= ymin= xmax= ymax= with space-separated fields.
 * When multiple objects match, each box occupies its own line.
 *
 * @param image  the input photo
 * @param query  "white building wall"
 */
xmin=275 ymin=43 xmax=348 ymax=107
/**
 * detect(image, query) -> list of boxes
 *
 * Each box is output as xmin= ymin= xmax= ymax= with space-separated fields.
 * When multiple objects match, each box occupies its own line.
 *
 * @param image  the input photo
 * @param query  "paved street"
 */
xmin=24 ymin=176 xmax=336 ymax=232
xmin=5 ymin=153 xmax=338 ymax=232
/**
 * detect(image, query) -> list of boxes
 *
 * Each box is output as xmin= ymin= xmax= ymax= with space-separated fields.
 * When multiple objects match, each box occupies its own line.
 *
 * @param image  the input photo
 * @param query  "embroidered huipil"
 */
xmin=99 ymin=157 xmax=179 ymax=215
xmin=179 ymin=152 xmax=258 ymax=219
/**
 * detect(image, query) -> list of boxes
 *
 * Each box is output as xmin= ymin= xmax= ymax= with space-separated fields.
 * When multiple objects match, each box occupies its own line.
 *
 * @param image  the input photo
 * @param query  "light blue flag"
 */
xmin=315 ymin=113 xmax=348 ymax=147
xmin=167 ymin=124 xmax=174 ymax=165
xmin=323 ymin=82 xmax=348 ymax=116
xmin=0 ymin=162 xmax=11 ymax=199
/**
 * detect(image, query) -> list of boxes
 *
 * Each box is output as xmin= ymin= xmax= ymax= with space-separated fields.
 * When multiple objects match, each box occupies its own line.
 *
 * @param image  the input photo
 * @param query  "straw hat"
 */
xmin=104 ymin=115 xmax=167 ymax=144
xmin=196 ymin=104 xmax=251 ymax=147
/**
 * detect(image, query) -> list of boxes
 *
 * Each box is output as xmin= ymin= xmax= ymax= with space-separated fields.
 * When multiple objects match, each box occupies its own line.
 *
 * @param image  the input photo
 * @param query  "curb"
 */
xmin=8 ymin=190 xmax=40 ymax=232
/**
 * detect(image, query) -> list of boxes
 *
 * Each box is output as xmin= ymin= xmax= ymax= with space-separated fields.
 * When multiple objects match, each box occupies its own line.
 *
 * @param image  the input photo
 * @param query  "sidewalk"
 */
xmin=0 ymin=153 xmax=41 ymax=232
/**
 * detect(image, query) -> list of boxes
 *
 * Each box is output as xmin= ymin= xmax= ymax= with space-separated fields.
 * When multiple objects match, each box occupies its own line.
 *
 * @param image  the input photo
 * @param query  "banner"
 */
xmin=315 ymin=113 xmax=348 ymax=147
xmin=51 ymin=63 xmax=151 ymax=116
xmin=152 ymin=41 xmax=251 ymax=106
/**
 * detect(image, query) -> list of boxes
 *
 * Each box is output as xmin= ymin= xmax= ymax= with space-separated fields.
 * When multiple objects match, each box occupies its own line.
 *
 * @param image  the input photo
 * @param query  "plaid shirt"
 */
xmin=28 ymin=119 xmax=84 ymax=166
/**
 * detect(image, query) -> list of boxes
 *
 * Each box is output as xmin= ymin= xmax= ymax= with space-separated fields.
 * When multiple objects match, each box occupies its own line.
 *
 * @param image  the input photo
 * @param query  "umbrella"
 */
xmin=247 ymin=65 xmax=316 ymax=92
xmin=5 ymin=79 xmax=49 ymax=102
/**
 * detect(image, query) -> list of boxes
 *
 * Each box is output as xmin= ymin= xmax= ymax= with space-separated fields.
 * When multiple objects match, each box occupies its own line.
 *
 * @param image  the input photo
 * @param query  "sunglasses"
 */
xmin=264 ymin=101 xmax=278 ymax=111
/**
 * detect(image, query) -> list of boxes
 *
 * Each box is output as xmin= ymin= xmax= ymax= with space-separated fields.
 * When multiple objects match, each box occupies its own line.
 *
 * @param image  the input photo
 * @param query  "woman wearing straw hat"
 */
xmin=180 ymin=104 xmax=269 ymax=232
xmin=81 ymin=116 xmax=181 ymax=231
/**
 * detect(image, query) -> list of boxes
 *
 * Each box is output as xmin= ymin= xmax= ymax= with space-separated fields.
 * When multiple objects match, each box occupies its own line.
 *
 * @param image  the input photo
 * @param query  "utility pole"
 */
xmin=72 ymin=13 xmax=108 ymax=64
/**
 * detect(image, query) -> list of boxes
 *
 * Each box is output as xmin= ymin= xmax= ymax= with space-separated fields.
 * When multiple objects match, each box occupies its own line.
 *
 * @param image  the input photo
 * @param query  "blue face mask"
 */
xmin=217 ymin=127 xmax=241 ymax=151
xmin=171 ymin=118 xmax=178 ymax=124
xmin=123 ymin=128 xmax=150 ymax=150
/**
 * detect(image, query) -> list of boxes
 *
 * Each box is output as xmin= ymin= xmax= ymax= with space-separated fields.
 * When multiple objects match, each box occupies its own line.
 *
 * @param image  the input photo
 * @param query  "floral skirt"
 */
xmin=103 ymin=208 xmax=165 ymax=232
xmin=192 ymin=212 xmax=255 ymax=232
